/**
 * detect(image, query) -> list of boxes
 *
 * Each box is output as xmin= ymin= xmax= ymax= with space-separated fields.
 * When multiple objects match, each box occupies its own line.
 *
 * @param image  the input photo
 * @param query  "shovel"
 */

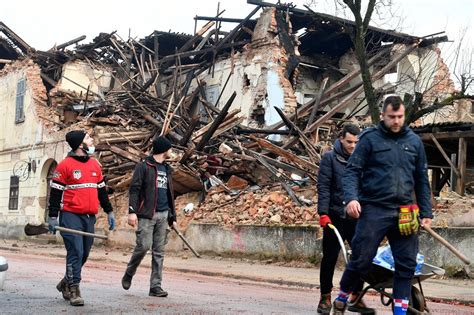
xmin=24 ymin=224 xmax=108 ymax=240
xmin=423 ymin=225 xmax=471 ymax=265
xmin=171 ymin=226 xmax=200 ymax=258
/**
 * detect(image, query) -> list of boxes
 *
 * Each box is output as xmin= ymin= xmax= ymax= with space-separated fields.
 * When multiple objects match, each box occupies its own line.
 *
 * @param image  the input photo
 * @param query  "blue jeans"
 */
xmin=125 ymin=211 xmax=169 ymax=290
xmin=339 ymin=204 xmax=418 ymax=300
xmin=59 ymin=211 xmax=96 ymax=285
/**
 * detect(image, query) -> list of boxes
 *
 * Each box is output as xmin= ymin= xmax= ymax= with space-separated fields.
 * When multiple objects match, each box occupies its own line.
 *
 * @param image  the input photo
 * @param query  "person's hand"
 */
xmin=346 ymin=200 xmax=361 ymax=218
xmin=128 ymin=213 xmax=138 ymax=228
xmin=172 ymin=221 xmax=178 ymax=230
xmin=421 ymin=218 xmax=432 ymax=228
xmin=48 ymin=217 xmax=58 ymax=233
xmin=107 ymin=212 xmax=116 ymax=231
xmin=319 ymin=215 xmax=332 ymax=228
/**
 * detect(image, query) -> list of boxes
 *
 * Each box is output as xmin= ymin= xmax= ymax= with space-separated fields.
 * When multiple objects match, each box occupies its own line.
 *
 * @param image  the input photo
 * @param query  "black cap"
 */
xmin=66 ymin=130 xmax=86 ymax=151
xmin=152 ymin=136 xmax=172 ymax=154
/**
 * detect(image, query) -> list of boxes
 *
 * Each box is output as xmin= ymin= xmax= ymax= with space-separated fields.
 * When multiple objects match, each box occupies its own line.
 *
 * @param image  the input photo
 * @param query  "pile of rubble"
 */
xmin=1 ymin=2 xmax=453 ymax=229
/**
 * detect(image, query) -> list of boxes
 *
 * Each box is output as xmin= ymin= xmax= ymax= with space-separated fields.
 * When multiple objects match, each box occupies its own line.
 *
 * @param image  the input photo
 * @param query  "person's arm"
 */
xmin=343 ymin=137 xmax=370 ymax=204
xmin=129 ymin=162 xmax=145 ymax=213
xmin=167 ymin=166 xmax=177 ymax=227
xmin=317 ymin=152 xmax=333 ymax=216
xmin=414 ymin=138 xmax=433 ymax=219
xmin=97 ymin=172 xmax=113 ymax=214
xmin=48 ymin=163 xmax=67 ymax=218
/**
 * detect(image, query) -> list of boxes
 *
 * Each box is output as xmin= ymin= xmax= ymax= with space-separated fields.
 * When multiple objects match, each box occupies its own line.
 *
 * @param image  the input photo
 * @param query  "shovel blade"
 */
xmin=24 ymin=224 xmax=50 ymax=236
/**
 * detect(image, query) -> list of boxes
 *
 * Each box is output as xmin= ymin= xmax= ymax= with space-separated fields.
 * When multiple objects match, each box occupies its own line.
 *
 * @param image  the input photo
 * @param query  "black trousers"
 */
xmin=319 ymin=215 xmax=363 ymax=295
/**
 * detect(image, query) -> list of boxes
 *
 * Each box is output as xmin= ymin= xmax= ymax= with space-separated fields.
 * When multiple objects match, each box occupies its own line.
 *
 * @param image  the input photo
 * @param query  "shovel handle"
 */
xmin=423 ymin=225 xmax=470 ymax=265
xmin=172 ymin=226 xmax=200 ymax=258
xmin=56 ymin=226 xmax=108 ymax=240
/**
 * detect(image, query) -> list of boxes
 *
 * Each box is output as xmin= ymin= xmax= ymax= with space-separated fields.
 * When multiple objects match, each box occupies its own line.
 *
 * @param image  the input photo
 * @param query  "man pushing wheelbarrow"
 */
xmin=332 ymin=96 xmax=433 ymax=315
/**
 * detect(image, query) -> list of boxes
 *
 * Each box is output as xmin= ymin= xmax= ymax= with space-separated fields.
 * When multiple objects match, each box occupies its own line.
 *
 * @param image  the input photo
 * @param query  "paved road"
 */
xmin=1 ymin=252 xmax=473 ymax=314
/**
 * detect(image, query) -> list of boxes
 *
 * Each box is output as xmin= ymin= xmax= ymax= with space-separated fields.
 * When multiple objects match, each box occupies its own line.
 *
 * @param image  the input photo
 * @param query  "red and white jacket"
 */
xmin=48 ymin=153 xmax=112 ymax=217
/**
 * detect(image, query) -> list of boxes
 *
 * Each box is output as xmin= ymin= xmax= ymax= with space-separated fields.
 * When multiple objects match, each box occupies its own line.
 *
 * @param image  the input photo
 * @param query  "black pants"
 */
xmin=320 ymin=215 xmax=363 ymax=295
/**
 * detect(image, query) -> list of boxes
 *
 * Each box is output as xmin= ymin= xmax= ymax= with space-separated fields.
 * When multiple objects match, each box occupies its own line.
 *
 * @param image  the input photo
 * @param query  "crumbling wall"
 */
xmin=55 ymin=60 xmax=113 ymax=96
xmin=0 ymin=59 xmax=48 ymax=150
xmin=194 ymin=8 xmax=298 ymax=127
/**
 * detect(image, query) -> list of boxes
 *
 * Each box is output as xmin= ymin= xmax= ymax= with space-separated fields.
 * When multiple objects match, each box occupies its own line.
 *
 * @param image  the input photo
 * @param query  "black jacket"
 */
xmin=343 ymin=122 xmax=432 ymax=219
xmin=128 ymin=156 xmax=176 ymax=224
xmin=317 ymin=139 xmax=350 ymax=218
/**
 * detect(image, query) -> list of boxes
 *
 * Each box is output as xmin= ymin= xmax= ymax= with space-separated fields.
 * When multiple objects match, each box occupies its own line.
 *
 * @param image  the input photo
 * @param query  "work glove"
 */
xmin=48 ymin=217 xmax=58 ymax=233
xmin=399 ymin=205 xmax=417 ymax=236
xmin=107 ymin=212 xmax=116 ymax=231
xmin=410 ymin=204 xmax=420 ymax=234
xmin=319 ymin=215 xmax=332 ymax=228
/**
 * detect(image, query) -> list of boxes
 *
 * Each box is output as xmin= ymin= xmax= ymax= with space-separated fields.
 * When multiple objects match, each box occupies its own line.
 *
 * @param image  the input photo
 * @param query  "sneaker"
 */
xmin=121 ymin=273 xmax=132 ymax=290
xmin=348 ymin=299 xmax=375 ymax=314
xmin=332 ymin=300 xmax=346 ymax=315
xmin=317 ymin=293 xmax=332 ymax=314
xmin=149 ymin=287 xmax=168 ymax=297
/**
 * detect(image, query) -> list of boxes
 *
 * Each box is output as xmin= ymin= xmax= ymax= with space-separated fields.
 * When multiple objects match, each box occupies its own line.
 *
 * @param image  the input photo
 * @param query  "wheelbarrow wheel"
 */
xmin=408 ymin=286 xmax=426 ymax=314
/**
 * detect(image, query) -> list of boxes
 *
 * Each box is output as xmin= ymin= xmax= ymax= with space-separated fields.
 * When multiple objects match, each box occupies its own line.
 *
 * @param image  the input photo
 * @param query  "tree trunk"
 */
xmin=354 ymin=37 xmax=379 ymax=123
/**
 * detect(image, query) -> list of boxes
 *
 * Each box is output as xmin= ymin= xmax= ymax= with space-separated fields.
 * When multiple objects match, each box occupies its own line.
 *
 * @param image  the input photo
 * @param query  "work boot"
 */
xmin=331 ymin=300 xmax=346 ymax=315
xmin=56 ymin=278 xmax=70 ymax=300
xmin=121 ymin=273 xmax=132 ymax=290
xmin=69 ymin=284 xmax=85 ymax=306
xmin=348 ymin=296 xmax=375 ymax=314
xmin=317 ymin=293 xmax=332 ymax=314
xmin=149 ymin=287 xmax=168 ymax=297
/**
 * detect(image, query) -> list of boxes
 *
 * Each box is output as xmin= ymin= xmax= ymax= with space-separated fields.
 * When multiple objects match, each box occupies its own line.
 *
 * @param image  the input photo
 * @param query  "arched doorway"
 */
xmin=38 ymin=159 xmax=58 ymax=221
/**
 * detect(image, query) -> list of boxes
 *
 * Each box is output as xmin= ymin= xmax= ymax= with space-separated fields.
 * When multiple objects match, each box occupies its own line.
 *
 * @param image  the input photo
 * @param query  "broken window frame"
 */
xmin=8 ymin=176 xmax=20 ymax=210
xmin=15 ymin=78 xmax=26 ymax=124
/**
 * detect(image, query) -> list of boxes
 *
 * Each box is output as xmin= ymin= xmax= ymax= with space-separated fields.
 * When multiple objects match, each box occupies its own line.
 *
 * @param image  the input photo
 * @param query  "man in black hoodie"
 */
xmin=121 ymin=136 xmax=177 ymax=297
xmin=317 ymin=124 xmax=373 ymax=314
xmin=48 ymin=130 xmax=115 ymax=306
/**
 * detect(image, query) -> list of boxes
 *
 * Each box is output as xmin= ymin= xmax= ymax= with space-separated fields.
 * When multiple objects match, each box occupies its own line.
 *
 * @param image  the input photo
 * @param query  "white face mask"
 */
xmin=86 ymin=146 xmax=95 ymax=155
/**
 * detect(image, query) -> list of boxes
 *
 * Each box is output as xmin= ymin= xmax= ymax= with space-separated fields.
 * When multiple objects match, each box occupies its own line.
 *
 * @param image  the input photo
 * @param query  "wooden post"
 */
xmin=455 ymin=137 xmax=467 ymax=196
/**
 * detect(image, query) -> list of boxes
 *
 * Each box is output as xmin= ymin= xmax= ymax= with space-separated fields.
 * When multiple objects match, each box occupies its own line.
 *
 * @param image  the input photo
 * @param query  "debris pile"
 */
xmin=1 ymin=2 xmax=456 ymax=229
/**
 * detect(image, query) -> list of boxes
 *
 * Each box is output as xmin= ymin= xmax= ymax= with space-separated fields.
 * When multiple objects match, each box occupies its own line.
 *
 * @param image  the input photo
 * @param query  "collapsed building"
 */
xmin=0 ymin=1 xmax=472 ymax=238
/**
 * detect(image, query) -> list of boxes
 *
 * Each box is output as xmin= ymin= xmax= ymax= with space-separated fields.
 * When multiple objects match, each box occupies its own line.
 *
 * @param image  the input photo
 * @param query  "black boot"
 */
xmin=56 ymin=278 xmax=70 ymax=300
xmin=69 ymin=284 xmax=84 ymax=306
xmin=122 ymin=273 xmax=133 ymax=290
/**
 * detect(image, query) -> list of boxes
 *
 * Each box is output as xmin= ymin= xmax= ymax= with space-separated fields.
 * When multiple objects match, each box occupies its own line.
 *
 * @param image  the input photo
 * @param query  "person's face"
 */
xmin=340 ymin=132 xmax=358 ymax=155
xmin=381 ymin=104 xmax=405 ymax=133
xmin=82 ymin=133 xmax=94 ymax=148
xmin=164 ymin=148 xmax=172 ymax=159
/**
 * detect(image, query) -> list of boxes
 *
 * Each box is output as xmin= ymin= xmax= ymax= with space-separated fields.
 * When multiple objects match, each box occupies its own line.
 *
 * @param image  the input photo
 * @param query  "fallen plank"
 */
xmin=253 ymin=137 xmax=318 ymax=173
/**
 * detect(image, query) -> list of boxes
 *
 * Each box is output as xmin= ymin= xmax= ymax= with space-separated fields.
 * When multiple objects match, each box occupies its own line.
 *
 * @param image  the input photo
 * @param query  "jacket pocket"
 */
xmin=372 ymin=143 xmax=392 ymax=165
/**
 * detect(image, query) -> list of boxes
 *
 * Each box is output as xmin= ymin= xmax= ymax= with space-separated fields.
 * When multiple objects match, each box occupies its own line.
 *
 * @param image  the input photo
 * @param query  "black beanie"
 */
xmin=153 ymin=136 xmax=172 ymax=154
xmin=66 ymin=130 xmax=86 ymax=151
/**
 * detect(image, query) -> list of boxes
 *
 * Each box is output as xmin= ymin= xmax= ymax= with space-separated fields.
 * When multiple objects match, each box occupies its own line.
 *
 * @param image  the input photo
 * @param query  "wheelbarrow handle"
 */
xmin=327 ymin=224 xmax=349 ymax=265
xmin=423 ymin=225 xmax=471 ymax=265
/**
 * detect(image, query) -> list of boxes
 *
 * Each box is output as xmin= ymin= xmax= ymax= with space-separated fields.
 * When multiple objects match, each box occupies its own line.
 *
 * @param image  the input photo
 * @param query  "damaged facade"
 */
xmin=0 ymin=1 xmax=464 ymax=237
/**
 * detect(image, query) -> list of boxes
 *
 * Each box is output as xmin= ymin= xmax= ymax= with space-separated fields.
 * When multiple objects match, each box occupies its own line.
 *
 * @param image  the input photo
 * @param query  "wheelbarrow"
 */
xmin=327 ymin=224 xmax=445 ymax=314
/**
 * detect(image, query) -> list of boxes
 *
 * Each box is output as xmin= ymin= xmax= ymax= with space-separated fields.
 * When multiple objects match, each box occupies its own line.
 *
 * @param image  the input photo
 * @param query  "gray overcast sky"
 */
xmin=2 ymin=0 xmax=473 ymax=85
